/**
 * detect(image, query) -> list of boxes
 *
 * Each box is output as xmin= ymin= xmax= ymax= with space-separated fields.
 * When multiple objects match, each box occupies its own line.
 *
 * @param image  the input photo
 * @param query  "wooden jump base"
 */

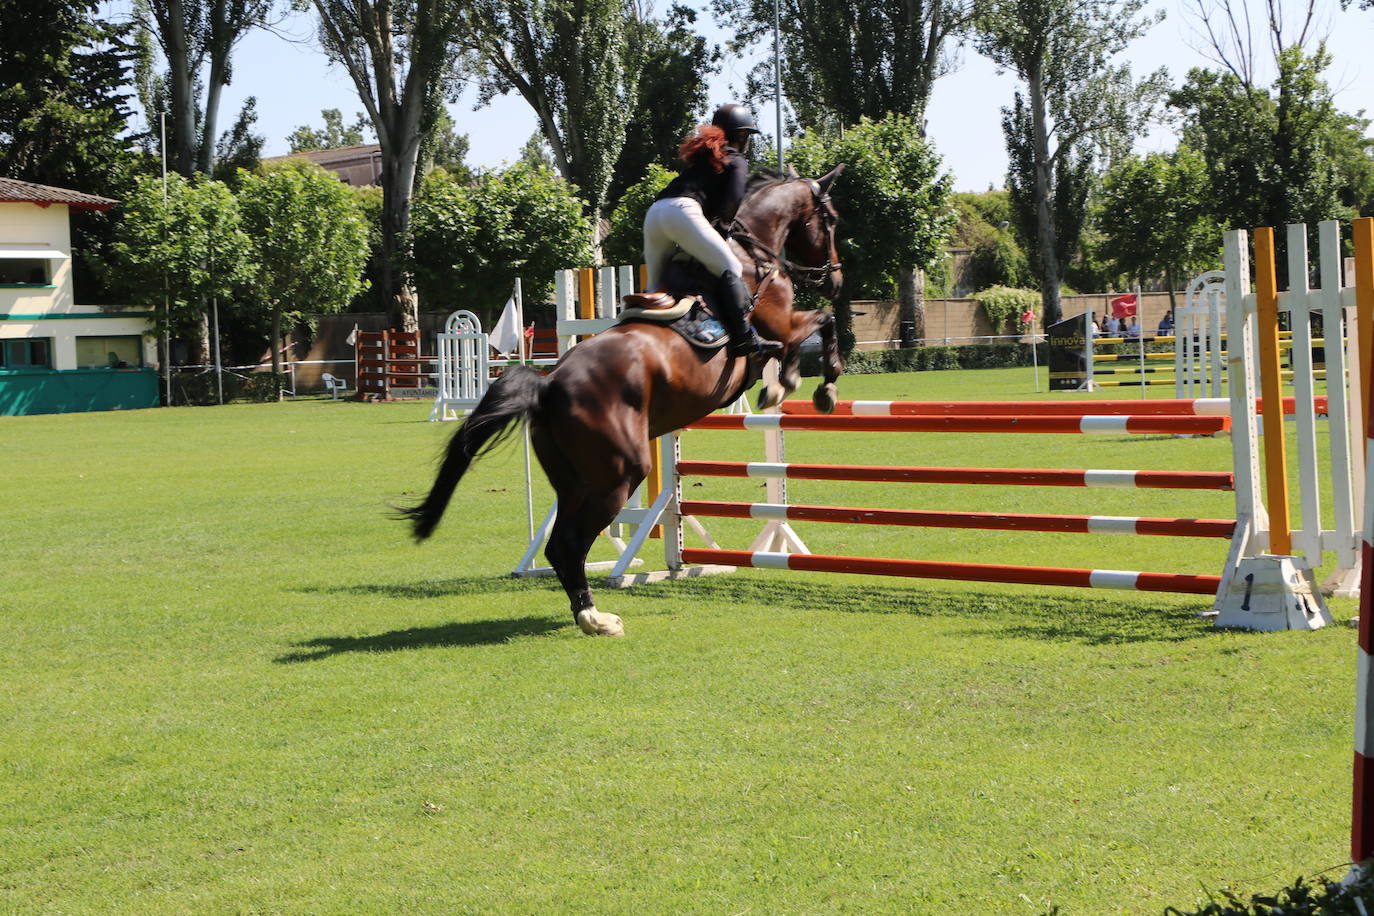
xmin=778 ymin=397 xmax=1325 ymax=417
xmin=675 ymin=460 xmax=1235 ymax=490
xmin=689 ymin=413 xmax=1230 ymax=435
xmin=679 ymin=549 xmax=1224 ymax=595
xmin=679 ymin=500 xmax=1236 ymax=538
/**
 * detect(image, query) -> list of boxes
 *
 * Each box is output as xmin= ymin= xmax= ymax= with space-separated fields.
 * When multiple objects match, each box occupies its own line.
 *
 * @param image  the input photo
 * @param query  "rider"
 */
xmin=643 ymin=103 xmax=783 ymax=357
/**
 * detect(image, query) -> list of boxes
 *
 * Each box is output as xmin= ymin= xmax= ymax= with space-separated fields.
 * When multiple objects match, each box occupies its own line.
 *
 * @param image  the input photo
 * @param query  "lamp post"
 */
xmin=773 ymin=0 xmax=784 ymax=171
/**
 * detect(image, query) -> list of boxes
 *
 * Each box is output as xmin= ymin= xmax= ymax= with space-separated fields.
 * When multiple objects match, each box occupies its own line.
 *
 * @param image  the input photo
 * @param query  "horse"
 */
xmin=401 ymin=166 xmax=846 ymax=637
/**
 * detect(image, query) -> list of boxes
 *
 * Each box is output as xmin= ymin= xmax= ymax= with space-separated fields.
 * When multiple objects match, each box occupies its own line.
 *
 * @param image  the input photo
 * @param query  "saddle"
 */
xmin=616 ymin=259 xmax=730 ymax=350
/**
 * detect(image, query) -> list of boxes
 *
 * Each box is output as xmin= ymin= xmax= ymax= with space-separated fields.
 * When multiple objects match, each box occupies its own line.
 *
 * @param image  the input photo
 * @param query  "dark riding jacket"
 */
xmin=657 ymin=147 xmax=749 ymax=228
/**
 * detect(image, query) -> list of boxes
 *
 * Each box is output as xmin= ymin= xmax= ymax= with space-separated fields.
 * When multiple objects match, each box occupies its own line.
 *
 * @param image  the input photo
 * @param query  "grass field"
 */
xmin=0 ymin=367 xmax=1360 ymax=915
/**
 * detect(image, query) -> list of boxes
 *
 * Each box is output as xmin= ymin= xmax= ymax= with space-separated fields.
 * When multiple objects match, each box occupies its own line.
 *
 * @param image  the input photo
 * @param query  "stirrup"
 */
xmin=730 ymin=332 xmax=783 ymax=357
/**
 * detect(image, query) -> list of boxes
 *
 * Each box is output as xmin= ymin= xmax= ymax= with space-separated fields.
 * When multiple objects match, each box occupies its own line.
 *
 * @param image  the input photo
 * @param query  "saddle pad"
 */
xmin=617 ymin=296 xmax=695 ymax=322
xmin=620 ymin=299 xmax=728 ymax=350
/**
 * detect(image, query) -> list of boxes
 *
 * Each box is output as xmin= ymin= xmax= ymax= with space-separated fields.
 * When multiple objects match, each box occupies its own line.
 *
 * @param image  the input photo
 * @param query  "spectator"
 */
xmin=1158 ymin=310 xmax=1175 ymax=335
xmin=1089 ymin=312 xmax=1101 ymax=337
xmin=1124 ymin=316 xmax=1141 ymax=339
xmin=1105 ymin=313 xmax=1121 ymax=336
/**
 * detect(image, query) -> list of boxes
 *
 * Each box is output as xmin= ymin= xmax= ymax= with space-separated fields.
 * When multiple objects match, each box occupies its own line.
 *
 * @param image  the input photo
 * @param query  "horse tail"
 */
xmin=400 ymin=366 xmax=548 ymax=541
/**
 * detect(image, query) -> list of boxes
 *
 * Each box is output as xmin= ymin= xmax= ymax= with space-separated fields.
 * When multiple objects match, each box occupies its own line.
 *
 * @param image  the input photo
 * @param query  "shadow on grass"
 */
xmin=296 ymin=572 xmax=1218 ymax=647
xmin=628 ymin=575 xmax=1217 ymax=646
xmin=297 ymin=574 xmax=564 ymax=601
xmin=276 ymin=614 xmax=567 ymax=663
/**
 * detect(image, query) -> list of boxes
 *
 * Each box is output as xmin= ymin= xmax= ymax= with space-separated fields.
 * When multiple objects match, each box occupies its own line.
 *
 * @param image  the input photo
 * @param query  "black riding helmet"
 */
xmin=712 ymin=103 xmax=760 ymax=135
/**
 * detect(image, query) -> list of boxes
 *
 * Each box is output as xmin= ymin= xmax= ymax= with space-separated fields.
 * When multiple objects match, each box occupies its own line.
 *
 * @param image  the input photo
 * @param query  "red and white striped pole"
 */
xmin=1351 ymin=217 xmax=1374 ymax=872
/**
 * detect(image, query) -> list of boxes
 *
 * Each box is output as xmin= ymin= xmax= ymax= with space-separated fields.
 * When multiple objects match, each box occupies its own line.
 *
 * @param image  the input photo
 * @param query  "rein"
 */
xmin=728 ymin=179 xmax=841 ymax=295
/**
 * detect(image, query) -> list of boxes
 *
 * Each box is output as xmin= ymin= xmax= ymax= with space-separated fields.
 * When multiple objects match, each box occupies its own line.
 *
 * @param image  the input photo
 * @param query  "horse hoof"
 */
xmin=813 ymin=382 xmax=837 ymax=414
xmin=576 ymin=608 xmax=625 ymax=637
xmin=758 ymin=382 xmax=784 ymax=411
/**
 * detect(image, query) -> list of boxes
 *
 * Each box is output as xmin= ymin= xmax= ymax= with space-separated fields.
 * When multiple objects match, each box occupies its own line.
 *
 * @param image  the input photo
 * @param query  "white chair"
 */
xmin=321 ymin=373 xmax=348 ymax=400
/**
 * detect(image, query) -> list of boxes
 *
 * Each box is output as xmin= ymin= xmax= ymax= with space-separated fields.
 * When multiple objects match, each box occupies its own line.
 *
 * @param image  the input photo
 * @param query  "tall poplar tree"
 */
xmin=461 ymin=0 xmax=640 ymax=246
xmin=134 ymin=0 xmax=273 ymax=176
xmin=607 ymin=4 xmax=717 ymax=208
xmin=715 ymin=0 xmax=965 ymax=343
xmin=973 ymin=0 xmax=1167 ymax=326
xmin=309 ymin=0 xmax=464 ymax=330
xmin=714 ymin=0 xmax=965 ymax=131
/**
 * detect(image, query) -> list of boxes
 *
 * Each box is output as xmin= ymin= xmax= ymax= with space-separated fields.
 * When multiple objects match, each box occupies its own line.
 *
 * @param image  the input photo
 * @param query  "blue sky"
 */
xmin=125 ymin=0 xmax=1374 ymax=192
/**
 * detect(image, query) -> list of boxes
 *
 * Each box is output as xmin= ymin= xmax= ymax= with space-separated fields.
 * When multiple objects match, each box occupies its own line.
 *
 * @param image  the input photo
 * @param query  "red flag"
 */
xmin=1110 ymin=294 xmax=1137 ymax=319
xmin=524 ymin=322 xmax=535 ymax=339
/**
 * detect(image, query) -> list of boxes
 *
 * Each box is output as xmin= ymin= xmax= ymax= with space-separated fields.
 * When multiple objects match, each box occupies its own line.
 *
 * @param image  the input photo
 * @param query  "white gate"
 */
xmin=429 ymin=310 xmax=489 ymax=421
xmin=1175 ymin=270 xmax=1227 ymax=398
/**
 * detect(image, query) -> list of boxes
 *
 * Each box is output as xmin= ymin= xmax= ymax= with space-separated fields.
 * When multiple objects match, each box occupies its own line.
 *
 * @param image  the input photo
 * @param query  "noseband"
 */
xmin=729 ymin=179 xmax=842 ymax=297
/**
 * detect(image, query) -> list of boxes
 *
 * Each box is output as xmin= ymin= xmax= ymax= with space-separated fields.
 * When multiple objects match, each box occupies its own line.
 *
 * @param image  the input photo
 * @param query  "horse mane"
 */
xmin=744 ymin=170 xmax=790 ymax=198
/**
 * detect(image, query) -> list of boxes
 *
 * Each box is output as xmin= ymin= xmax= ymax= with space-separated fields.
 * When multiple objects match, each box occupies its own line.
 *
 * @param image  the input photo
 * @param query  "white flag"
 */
xmin=491 ymin=293 xmax=521 ymax=358
xmin=345 ymin=325 xmax=358 ymax=346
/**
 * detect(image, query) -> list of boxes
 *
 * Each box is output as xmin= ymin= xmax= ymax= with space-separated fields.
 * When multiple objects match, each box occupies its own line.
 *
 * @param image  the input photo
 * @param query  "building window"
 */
xmin=0 ymin=338 xmax=53 ymax=369
xmin=76 ymin=335 xmax=143 ymax=368
xmin=0 ymin=259 xmax=52 ymax=286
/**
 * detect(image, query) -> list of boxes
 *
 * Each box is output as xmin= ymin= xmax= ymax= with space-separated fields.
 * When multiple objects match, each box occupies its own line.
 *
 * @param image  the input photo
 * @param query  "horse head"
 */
xmin=782 ymin=164 xmax=845 ymax=300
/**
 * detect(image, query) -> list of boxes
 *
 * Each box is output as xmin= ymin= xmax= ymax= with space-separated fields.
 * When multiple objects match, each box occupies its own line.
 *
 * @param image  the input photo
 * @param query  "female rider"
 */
xmin=643 ymin=103 xmax=782 ymax=357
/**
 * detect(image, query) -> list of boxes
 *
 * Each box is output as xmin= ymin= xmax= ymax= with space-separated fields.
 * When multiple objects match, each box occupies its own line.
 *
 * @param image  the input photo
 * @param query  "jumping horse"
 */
xmin=402 ymin=166 xmax=846 ymax=636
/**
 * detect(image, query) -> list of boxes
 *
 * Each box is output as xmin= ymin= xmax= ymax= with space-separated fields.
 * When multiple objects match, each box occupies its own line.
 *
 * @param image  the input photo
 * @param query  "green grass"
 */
xmin=0 ymin=368 xmax=1359 ymax=915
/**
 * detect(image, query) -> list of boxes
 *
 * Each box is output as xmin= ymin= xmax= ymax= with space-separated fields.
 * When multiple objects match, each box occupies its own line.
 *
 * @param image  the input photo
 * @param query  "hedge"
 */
xmin=800 ymin=341 xmax=1049 ymax=377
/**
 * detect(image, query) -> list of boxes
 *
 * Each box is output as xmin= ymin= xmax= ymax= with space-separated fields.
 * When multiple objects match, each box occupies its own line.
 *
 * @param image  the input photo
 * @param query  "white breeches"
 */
xmin=643 ymin=196 xmax=743 ymax=292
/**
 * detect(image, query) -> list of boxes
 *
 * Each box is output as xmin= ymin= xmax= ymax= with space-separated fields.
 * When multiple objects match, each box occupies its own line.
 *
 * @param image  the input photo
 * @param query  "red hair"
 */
xmin=678 ymin=125 xmax=729 ymax=173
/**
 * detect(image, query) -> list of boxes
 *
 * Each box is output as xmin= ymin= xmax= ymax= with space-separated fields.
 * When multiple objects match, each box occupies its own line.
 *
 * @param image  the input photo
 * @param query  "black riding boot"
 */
xmin=718 ymin=271 xmax=783 ymax=357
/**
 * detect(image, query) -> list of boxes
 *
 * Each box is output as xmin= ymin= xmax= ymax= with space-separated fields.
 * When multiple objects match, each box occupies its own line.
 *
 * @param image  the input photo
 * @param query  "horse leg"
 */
xmin=757 ymin=310 xmax=824 ymax=411
xmin=535 ymin=425 xmax=646 ymax=637
xmin=544 ymin=493 xmax=630 ymax=637
xmin=811 ymin=308 xmax=842 ymax=414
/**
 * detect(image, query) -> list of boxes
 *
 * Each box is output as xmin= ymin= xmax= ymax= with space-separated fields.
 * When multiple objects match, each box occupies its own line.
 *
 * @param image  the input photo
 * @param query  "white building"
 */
xmin=0 ymin=177 xmax=158 ymax=415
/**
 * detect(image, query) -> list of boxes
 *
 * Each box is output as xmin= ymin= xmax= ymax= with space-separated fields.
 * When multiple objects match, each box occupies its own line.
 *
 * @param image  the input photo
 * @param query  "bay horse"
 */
xmin=402 ymin=166 xmax=846 ymax=636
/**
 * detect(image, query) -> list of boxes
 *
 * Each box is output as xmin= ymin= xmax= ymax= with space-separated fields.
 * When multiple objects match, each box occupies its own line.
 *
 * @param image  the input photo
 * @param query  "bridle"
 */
xmin=728 ymin=179 xmax=842 ymax=299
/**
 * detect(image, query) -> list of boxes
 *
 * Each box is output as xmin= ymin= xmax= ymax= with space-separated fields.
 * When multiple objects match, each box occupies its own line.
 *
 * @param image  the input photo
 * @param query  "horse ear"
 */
xmin=785 ymin=163 xmax=800 ymax=179
xmin=817 ymin=163 xmax=846 ymax=192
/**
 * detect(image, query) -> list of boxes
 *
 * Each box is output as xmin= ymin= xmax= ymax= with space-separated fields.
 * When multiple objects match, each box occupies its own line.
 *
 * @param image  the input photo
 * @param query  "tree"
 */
xmin=1170 ymin=46 xmax=1352 ymax=236
xmin=460 ymin=0 xmax=641 ymax=245
xmin=109 ymin=172 xmax=255 ymax=371
xmin=602 ymin=163 xmax=676 ymax=267
xmin=714 ymin=0 xmax=966 ymax=132
xmin=416 ymin=108 xmax=470 ymax=183
xmin=949 ymin=191 xmax=1033 ymax=294
xmin=236 ymin=161 xmax=371 ymax=380
xmin=409 ymin=165 xmax=594 ymax=328
xmin=519 ymin=132 xmax=556 ymax=172
xmin=0 ymin=0 xmax=144 ymax=303
xmin=134 ymin=0 xmax=275 ymax=176
xmin=607 ymin=4 xmax=717 ymax=208
xmin=788 ymin=114 xmax=956 ymax=352
xmin=309 ymin=0 xmax=463 ymax=331
xmin=286 ymin=108 xmax=371 ymax=152
xmin=213 ymin=96 xmax=265 ymax=183
xmin=715 ymin=0 xmax=965 ymax=344
xmin=973 ymin=0 xmax=1167 ymax=326
xmin=1095 ymin=148 xmax=1221 ymax=310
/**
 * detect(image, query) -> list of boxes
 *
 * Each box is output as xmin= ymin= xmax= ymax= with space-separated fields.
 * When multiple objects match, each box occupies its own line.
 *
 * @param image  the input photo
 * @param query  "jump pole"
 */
xmin=1357 ymin=219 xmax=1374 ymax=444
xmin=1353 ymin=221 xmax=1374 ymax=872
xmin=780 ymin=397 xmax=1323 ymax=417
xmin=676 ymin=461 xmax=1235 ymax=490
xmin=679 ymin=549 xmax=1224 ymax=596
xmin=1355 ymin=379 xmax=1374 ymax=878
xmin=1254 ymin=227 xmax=1292 ymax=555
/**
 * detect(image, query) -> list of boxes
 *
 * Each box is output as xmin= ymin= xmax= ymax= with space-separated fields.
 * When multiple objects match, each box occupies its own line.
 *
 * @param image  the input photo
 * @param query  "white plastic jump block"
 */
xmin=1213 ymin=555 xmax=1333 ymax=631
